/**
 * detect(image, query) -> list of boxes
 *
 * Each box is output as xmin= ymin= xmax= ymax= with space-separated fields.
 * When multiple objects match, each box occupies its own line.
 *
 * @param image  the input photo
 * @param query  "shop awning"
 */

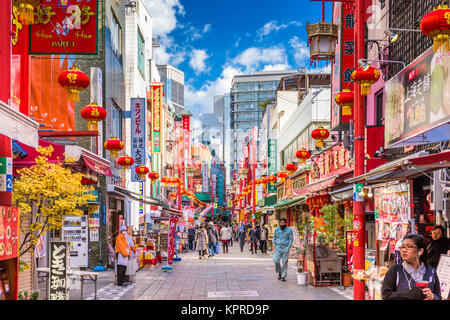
xmin=12 ymin=140 xmax=28 ymax=159
xmin=81 ymin=153 xmax=113 ymax=177
xmin=258 ymin=194 xmax=277 ymax=207
xmin=346 ymin=150 xmax=450 ymax=184
xmin=195 ymin=193 xmax=211 ymax=202
xmin=272 ymin=197 xmax=305 ymax=209
xmin=292 ymin=176 xmax=338 ymax=198
xmin=106 ymin=184 xmax=161 ymax=205
xmin=329 ymin=185 xmax=353 ymax=202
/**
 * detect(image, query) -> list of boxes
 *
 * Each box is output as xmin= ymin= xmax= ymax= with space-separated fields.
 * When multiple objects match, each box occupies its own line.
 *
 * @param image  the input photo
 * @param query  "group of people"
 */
xmin=236 ymin=220 xmax=269 ymax=254
xmin=381 ymin=225 xmax=450 ymax=300
xmin=187 ymin=221 xmax=234 ymax=259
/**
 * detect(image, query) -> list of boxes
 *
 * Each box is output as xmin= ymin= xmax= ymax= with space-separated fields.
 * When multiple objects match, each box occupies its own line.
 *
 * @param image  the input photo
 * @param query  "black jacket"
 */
xmin=381 ymin=264 xmax=441 ymax=300
xmin=427 ymin=237 xmax=450 ymax=269
xmin=188 ymin=228 xmax=196 ymax=241
xmin=206 ymin=225 xmax=219 ymax=243
xmin=248 ymin=228 xmax=260 ymax=243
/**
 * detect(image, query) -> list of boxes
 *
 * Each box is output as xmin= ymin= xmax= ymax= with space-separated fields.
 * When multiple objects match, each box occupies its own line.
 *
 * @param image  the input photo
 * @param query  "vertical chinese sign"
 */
xmin=201 ymin=162 xmax=209 ymax=193
xmin=29 ymin=0 xmax=98 ymax=54
xmin=182 ymin=115 xmax=190 ymax=189
xmin=331 ymin=2 xmax=355 ymax=131
xmin=167 ymin=216 xmax=178 ymax=266
xmin=267 ymin=139 xmax=277 ymax=193
xmin=131 ymin=98 xmax=146 ymax=182
xmin=150 ymin=83 xmax=163 ymax=154
xmin=218 ymin=171 xmax=224 ymax=207
xmin=49 ymin=241 xmax=69 ymax=300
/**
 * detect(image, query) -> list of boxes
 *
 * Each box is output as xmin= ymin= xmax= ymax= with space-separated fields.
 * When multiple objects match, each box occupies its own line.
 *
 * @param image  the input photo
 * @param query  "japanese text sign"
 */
xmin=168 ymin=216 xmax=178 ymax=265
xmin=49 ymin=241 xmax=69 ymax=300
xmin=30 ymin=0 xmax=98 ymax=54
xmin=150 ymin=83 xmax=163 ymax=153
xmin=267 ymin=139 xmax=277 ymax=193
xmin=131 ymin=98 xmax=146 ymax=182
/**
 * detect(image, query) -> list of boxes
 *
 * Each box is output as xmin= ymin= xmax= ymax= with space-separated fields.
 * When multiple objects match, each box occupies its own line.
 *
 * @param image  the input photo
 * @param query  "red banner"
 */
xmin=150 ymin=83 xmax=163 ymax=153
xmin=30 ymin=0 xmax=98 ymax=54
xmin=0 ymin=207 xmax=20 ymax=261
xmin=309 ymin=143 xmax=353 ymax=184
xmin=167 ymin=216 xmax=178 ymax=265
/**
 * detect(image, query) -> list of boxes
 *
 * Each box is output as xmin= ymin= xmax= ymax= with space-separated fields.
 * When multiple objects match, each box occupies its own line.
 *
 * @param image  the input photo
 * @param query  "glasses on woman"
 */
xmin=399 ymin=244 xmax=418 ymax=251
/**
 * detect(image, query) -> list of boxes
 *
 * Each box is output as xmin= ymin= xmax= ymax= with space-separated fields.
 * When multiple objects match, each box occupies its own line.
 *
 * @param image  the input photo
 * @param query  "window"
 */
xmin=375 ymin=90 xmax=384 ymax=126
xmin=111 ymin=11 xmax=122 ymax=60
xmin=137 ymin=29 xmax=145 ymax=76
xmin=111 ymin=102 xmax=123 ymax=140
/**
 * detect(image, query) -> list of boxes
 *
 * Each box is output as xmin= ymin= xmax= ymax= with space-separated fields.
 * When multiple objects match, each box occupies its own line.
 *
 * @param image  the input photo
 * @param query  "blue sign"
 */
xmin=201 ymin=162 xmax=209 ymax=193
xmin=102 ymin=204 xmax=106 ymax=225
xmin=131 ymin=98 xmax=146 ymax=182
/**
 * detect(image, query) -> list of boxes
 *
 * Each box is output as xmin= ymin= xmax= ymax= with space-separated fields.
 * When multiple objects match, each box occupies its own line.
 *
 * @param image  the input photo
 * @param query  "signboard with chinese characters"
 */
xmin=0 ymin=207 xmax=19 ymax=261
xmin=267 ymin=139 xmax=277 ymax=193
xmin=331 ymin=2 xmax=355 ymax=131
xmin=182 ymin=115 xmax=191 ymax=189
xmin=49 ymin=241 xmax=69 ymax=300
xmin=30 ymin=0 xmax=98 ymax=54
xmin=131 ymin=98 xmax=146 ymax=182
xmin=309 ymin=143 xmax=353 ymax=183
xmin=217 ymin=171 xmax=225 ymax=207
xmin=167 ymin=216 xmax=178 ymax=265
xmin=201 ymin=162 xmax=209 ymax=193
xmin=384 ymin=47 xmax=450 ymax=148
xmin=150 ymin=83 xmax=164 ymax=153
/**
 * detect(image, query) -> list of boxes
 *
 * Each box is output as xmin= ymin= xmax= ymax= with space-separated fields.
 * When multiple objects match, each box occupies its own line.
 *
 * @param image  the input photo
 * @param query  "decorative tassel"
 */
xmin=19 ymin=3 xmax=35 ymax=25
xmin=342 ymin=105 xmax=352 ymax=116
xmin=316 ymin=139 xmax=325 ymax=148
xmin=88 ymin=121 xmax=98 ymax=131
xmin=68 ymin=89 xmax=80 ymax=102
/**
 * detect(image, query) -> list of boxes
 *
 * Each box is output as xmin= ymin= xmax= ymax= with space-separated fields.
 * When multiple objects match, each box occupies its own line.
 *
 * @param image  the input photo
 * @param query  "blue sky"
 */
xmin=144 ymin=0 xmax=332 ymax=116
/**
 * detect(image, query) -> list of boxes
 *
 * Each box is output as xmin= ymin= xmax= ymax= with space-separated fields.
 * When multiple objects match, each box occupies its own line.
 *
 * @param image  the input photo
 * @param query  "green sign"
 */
xmin=268 ymin=139 xmax=277 ymax=193
xmin=353 ymin=184 xmax=364 ymax=202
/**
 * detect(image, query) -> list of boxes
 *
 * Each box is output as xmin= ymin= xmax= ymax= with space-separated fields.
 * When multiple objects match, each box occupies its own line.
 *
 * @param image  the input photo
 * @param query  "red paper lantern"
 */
xmin=311 ymin=126 xmax=330 ymax=148
xmin=148 ymin=171 xmax=160 ymax=184
xmin=261 ymin=177 xmax=269 ymax=184
xmin=351 ymin=65 xmax=380 ymax=96
xmin=277 ymin=171 xmax=288 ymax=183
xmin=334 ymin=89 xmax=354 ymax=116
xmin=104 ymin=137 xmax=124 ymax=159
xmin=295 ymin=148 xmax=311 ymax=165
xmin=285 ymin=163 xmax=298 ymax=175
xmin=268 ymin=175 xmax=277 ymax=184
xmin=118 ymin=155 xmax=134 ymax=170
xmin=58 ymin=67 xmax=90 ymax=101
xmin=80 ymin=103 xmax=107 ymax=131
xmin=420 ymin=4 xmax=450 ymax=52
xmin=161 ymin=176 xmax=169 ymax=187
xmin=135 ymin=165 xmax=149 ymax=180
xmin=170 ymin=192 xmax=177 ymax=199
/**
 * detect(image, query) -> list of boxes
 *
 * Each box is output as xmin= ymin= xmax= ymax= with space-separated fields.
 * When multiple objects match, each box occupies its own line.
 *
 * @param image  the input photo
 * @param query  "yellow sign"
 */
xmin=213 ymin=203 xmax=218 ymax=209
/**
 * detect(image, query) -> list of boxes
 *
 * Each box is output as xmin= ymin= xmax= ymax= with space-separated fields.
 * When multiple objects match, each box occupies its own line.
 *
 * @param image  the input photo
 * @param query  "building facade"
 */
xmin=156 ymin=64 xmax=185 ymax=112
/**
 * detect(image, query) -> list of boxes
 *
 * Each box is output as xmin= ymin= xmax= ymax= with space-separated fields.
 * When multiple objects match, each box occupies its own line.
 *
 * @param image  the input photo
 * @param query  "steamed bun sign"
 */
xmin=29 ymin=0 xmax=98 ymax=54
xmin=384 ymin=47 xmax=450 ymax=148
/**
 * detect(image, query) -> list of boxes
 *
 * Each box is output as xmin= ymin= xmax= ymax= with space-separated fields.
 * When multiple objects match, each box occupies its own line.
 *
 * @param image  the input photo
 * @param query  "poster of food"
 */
xmin=374 ymin=184 xmax=410 ymax=223
xmin=380 ymin=221 xmax=391 ymax=251
xmin=384 ymin=47 xmax=450 ymax=148
xmin=0 ymin=207 xmax=19 ymax=261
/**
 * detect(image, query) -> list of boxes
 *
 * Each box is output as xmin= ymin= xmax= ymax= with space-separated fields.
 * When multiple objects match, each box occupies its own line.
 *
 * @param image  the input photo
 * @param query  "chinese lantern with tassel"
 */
xmin=161 ymin=177 xmax=169 ymax=187
xmin=268 ymin=175 xmax=277 ymax=185
xmin=135 ymin=165 xmax=149 ymax=180
xmin=351 ymin=65 xmax=380 ymax=96
xmin=118 ymin=155 xmax=134 ymax=171
xmin=334 ymin=89 xmax=354 ymax=116
xmin=277 ymin=171 xmax=288 ymax=183
xmin=104 ymin=137 xmax=124 ymax=159
xmin=420 ymin=4 xmax=450 ymax=52
xmin=296 ymin=149 xmax=311 ymax=165
xmin=81 ymin=103 xmax=107 ymax=131
xmin=148 ymin=171 xmax=159 ymax=184
xmin=311 ymin=126 xmax=330 ymax=148
xmin=58 ymin=67 xmax=90 ymax=102
xmin=285 ymin=163 xmax=298 ymax=175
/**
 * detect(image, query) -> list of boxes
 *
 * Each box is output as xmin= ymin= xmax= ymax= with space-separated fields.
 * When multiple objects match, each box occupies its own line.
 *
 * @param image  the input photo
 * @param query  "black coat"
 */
xmin=248 ymin=228 xmax=260 ymax=243
xmin=427 ymin=237 xmax=450 ymax=269
xmin=188 ymin=228 xmax=196 ymax=241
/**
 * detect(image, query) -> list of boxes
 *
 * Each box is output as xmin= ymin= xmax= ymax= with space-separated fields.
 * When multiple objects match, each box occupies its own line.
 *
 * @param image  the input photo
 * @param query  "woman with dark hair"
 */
xmin=382 ymin=233 xmax=441 ymax=300
xmin=427 ymin=225 xmax=450 ymax=269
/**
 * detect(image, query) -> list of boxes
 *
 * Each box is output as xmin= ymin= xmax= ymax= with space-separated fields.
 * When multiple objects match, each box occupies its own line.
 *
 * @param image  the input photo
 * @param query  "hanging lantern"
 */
xmin=13 ymin=0 xmax=40 ymax=25
xmin=311 ymin=126 xmax=330 ymax=148
xmin=268 ymin=175 xmax=277 ymax=185
xmin=58 ymin=67 xmax=90 ymax=102
xmin=261 ymin=177 xmax=269 ymax=184
xmin=351 ymin=65 xmax=380 ymax=96
xmin=118 ymin=155 xmax=134 ymax=170
xmin=80 ymin=103 xmax=107 ymax=131
xmin=135 ymin=165 xmax=149 ymax=180
xmin=285 ymin=163 xmax=298 ymax=175
xmin=148 ymin=171 xmax=160 ymax=184
xmin=306 ymin=21 xmax=339 ymax=67
xmin=277 ymin=171 xmax=288 ymax=183
xmin=295 ymin=149 xmax=311 ymax=165
xmin=170 ymin=192 xmax=177 ymax=199
xmin=420 ymin=4 xmax=450 ymax=52
xmin=161 ymin=177 xmax=169 ymax=187
xmin=334 ymin=89 xmax=354 ymax=117
xmin=104 ymin=137 xmax=124 ymax=159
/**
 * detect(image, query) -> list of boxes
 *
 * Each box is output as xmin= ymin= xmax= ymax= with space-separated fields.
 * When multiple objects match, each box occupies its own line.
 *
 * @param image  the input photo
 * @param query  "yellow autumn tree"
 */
xmin=13 ymin=145 xmax=96 ymax=257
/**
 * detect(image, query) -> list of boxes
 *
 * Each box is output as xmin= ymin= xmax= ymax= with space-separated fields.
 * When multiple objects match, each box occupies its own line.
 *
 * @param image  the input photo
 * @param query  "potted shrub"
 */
xmin=295 ymin=243 xmax=308 ymax=285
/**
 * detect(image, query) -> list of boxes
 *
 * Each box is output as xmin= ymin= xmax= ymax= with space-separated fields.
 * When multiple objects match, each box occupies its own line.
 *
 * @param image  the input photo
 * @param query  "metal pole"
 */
xmin=353 ymin=0 xmax=366 ymax=300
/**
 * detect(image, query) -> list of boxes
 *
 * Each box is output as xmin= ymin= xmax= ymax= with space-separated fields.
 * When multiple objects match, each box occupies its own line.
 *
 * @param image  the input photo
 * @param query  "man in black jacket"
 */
xmin=188 ymin=225 xmax=196 ymax=251
xmin=249 ymin=224 xmax=260 ymax=254
xmin=426 ymin=225 xmax=450 ymax=268
xmin=259 ymin=224 xmax=269 ymax=253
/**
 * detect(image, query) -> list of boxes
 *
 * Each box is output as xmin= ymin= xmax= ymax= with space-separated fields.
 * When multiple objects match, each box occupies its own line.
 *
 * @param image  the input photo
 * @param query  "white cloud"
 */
xmin=203 ymin=24 xmax=211 ymax=33
xmin=257 ymin=20 xmax=302 ymax=40
xmin=189 ymin=49 xmax=210 ymax=75
xmin=289 ymin=36 xmax=310 ymax=67
xmin=231 ymin=46 xmax=289 ymax=73
xmin=263 ymin=63 xmax=292 ymax=71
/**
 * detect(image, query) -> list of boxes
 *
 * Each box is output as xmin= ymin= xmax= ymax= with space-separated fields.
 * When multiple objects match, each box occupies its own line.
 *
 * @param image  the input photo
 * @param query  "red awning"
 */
xmin=13 ymin=139 xmax=65 ymax=176
xmin=82 ymin=154 xmax=113 ymax=177
xmin=293 ymin=176 xmax=337 ymax=197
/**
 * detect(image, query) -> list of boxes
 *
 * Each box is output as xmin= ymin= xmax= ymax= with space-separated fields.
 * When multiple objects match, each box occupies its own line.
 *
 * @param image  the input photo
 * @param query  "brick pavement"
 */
xmin=60 ymin=242 xmax=352 ymax=300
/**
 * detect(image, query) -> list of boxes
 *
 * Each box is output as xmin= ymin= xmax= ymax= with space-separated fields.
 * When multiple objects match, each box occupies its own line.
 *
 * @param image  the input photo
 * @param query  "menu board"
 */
xmin=62 ymin=215 xmax=88 ymax=267
xmin=0 ymin=207 xmax=19 ymax=260
xmin=436 ymin=254 xmax=450 ymax=300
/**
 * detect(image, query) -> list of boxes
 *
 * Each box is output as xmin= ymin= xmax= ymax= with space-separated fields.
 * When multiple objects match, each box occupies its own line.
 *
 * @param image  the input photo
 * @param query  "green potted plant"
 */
xmin=295 ymin=242 xmax=308 ymax=285
xmin=18 ymin=290 xmax=40 ymax=300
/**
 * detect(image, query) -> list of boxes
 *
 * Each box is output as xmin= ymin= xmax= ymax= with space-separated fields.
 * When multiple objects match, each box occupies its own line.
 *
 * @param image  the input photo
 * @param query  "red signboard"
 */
xmin=150 ymin=83 xmax=163 ymax=153
xmin=29 ymin=0 xmax=98 ymax=54
xmin=167 ymin=216 xmax=178 ymax=265
xmin=309 ymin=143 xmax=353 ymax=184
xmin=0 ymin=207 xmax=20 ymax=261
xmin=331 ymin=2 xmax=355 ymax=131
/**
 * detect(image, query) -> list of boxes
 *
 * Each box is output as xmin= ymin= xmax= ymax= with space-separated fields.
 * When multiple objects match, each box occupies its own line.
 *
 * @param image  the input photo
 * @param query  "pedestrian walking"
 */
xmin=115 ymin=226 xmax=130 ymax=286
xmin=237 ymin=220 xmax=247 ymax=252
xmin=259 ymin=224 xmax=269 ymax=253
xmin=230 ymin=223 xmax=235 ymax=246
xmin=195 ymin=223 xmax=209 ymax=259
xmin=124 ymin=230 xmax=136 ymax=283
xmin=273 ymin=218 xmax=293 ymax=281
xmin=220 ymin=223 xmax=232 ymax=253
xmin=188 ymin=225 xmax=196 ymax=251
xmin=206 ymin=221 xmax=219 ymax=258
xmin=382 ymin=234 xmax=441 ymax=300
xmin=426 ymin=225 xmax=450 ymax=269
xmin=249 ymin=224 xmax=260 ymax=254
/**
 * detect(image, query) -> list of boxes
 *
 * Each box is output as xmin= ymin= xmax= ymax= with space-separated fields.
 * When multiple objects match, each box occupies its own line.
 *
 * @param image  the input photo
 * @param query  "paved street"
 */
xmin=49 ymin=242 xmax=354 ymax=300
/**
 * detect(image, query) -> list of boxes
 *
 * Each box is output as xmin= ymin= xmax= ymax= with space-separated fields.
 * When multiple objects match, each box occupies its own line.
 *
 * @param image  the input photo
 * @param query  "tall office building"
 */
xmin=156 ymin=64 xmax=184 ymax=112
xmin=229 ymin=70 xmax=296 ymax=177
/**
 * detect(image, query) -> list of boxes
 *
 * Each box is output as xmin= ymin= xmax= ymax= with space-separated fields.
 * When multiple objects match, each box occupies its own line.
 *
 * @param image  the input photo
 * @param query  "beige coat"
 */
xmin=195 ymin=228 xmax=209 ymax=251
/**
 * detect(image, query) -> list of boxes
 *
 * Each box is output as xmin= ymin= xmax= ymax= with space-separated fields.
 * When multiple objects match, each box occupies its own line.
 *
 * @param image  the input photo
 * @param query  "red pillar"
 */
xmin=0 ymin=0 xmax=11 ymax=104
xmin=353 ymin=0 xmax=366 ymax=300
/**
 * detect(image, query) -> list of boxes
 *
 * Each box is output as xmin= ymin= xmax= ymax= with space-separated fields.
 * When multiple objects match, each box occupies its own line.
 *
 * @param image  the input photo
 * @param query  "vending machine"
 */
xmin=62 ymin=215 xmax=88 ymax=267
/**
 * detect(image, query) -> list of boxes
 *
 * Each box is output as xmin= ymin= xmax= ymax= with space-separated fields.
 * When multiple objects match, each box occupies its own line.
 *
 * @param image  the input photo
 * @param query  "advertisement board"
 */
xmin=150 ymin=83 xmax=164 ymax=153
xmin=267 ymin=139 xmax=277 ymax=193
xmin=385 ymin=47 xmax=450 ymax=148
xmin=0 ymin=207 xmax=19 ymax=261
xmin=30 ymin=0 xmax=98 ymax=55
xmin=131 ymin=98 xmax=146 ymax=182
xmin=49 ymin=241 xmax=69 ymax=300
